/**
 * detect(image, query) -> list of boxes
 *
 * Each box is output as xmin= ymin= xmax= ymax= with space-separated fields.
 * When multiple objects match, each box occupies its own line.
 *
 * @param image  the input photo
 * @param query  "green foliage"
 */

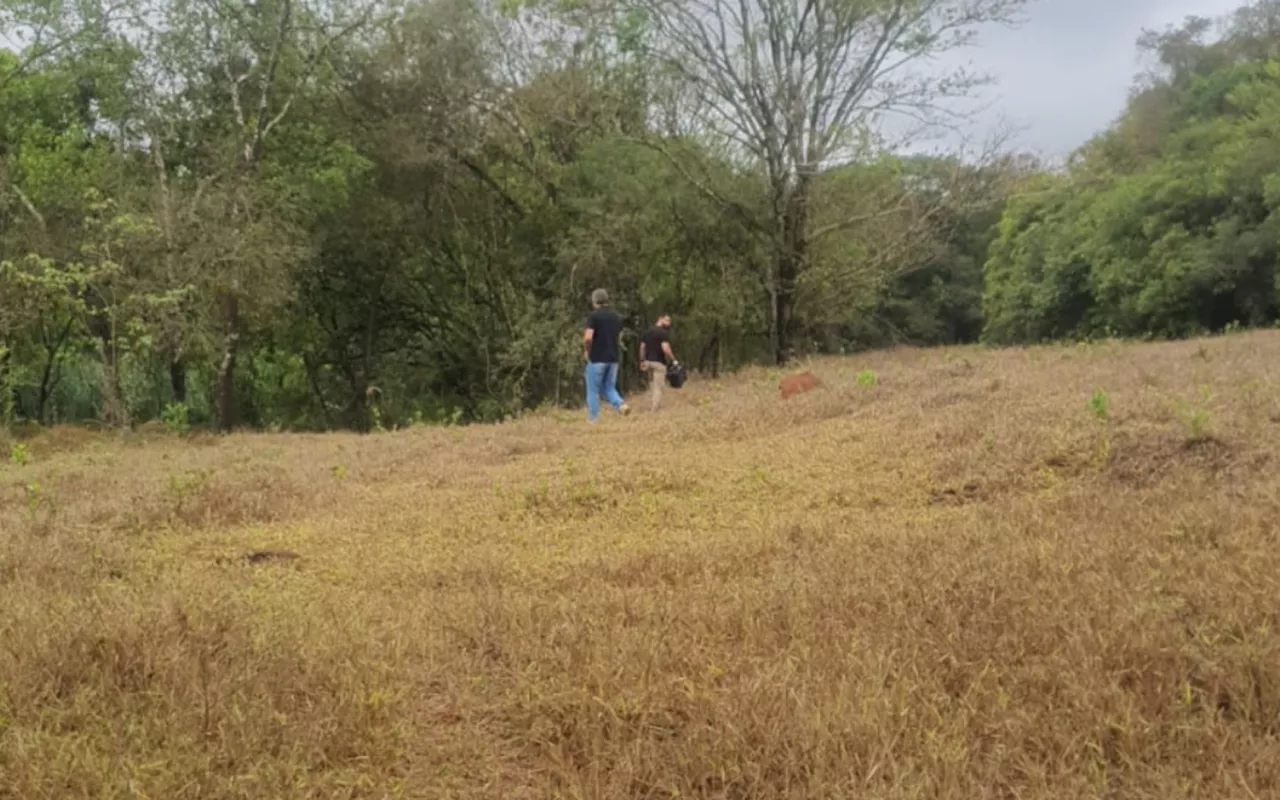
xmin=161 ymin=402 xmax=191 ymax=435
xmin=1087 ymin=389 xmax=1110 ymax=422
xmin=984 ymin=11 xmax=1280 ymax=345
xmin=168 ymin=470 xmax=208 ymax=504
xmin=856 ymin=370 xmax=878 ymax=388
xmin=9 ymin=442 xmax=30 ymax=465
xmin=1182 ymin=407 xmax=1213 ymax=442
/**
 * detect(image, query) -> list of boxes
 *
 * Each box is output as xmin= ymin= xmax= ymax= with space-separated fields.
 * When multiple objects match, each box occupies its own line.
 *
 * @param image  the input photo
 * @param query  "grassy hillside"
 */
xmin=4 ymin=333 xmax=1280 ymax=798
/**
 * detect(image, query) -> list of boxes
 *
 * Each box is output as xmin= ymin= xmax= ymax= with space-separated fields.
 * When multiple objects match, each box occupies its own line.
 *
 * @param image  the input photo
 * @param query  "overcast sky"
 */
xmin=932 ymin=0 xmax=1245 ymax=161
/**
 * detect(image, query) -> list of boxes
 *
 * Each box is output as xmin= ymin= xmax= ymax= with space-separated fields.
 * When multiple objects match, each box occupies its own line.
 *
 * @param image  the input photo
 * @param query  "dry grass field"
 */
xmin=4 ymin=332 xmax=1280 ymax=799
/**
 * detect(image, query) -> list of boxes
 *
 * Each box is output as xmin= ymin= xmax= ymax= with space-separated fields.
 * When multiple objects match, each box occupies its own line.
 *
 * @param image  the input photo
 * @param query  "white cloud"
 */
xmin=921 ymin=0 xmax=1246 ymax=160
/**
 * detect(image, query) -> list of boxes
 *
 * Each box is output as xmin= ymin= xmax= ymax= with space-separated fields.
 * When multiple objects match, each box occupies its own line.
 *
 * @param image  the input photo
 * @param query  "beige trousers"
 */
xmin=644 ymin=361 xmax=667 ymax=411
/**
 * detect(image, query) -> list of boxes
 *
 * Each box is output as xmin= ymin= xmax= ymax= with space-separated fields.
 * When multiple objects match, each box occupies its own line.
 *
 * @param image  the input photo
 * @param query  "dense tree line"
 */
xmin=3 ymin=0 xmax=1277 ymax=432
xmin=984 ymin=2 xmax=1280 ymax=344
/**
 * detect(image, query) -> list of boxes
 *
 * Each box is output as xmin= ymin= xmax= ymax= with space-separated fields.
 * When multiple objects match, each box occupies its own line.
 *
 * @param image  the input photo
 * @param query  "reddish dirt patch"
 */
xmin=780 ymin=372 xmax=822 ymax=400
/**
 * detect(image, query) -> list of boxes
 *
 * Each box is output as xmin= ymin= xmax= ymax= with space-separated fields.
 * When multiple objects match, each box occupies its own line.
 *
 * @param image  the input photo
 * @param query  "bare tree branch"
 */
xmin=627 ymin=134 xmax=768 ymax=234
xmin=242 ymin=0 xmax=293 ymax=165
xmin=11 ymin=184 xmax=47 ymax=231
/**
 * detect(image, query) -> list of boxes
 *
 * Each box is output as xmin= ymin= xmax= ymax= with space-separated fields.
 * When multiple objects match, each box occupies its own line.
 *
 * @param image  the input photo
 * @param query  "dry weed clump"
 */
xmin=5 ymin=332 xmax=1280 ymax=798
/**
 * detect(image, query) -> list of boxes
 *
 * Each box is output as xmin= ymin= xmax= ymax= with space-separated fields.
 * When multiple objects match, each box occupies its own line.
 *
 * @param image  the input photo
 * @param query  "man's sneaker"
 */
xmin=620 ymin=403 xmax=632 ymax=417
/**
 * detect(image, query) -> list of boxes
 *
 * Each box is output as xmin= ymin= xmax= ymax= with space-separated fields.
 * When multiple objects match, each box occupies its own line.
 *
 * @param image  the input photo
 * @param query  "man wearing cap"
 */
xmin=582 ymin=289 xmax=631 ymax=422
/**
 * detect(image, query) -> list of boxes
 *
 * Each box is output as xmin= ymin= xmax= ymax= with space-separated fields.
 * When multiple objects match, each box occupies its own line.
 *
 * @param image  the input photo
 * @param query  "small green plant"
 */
xmin=23 ymin=480 xmax=57 ymax=532
xmin=331 ymin=464 xmax=348 ymax=481
xmin=9 ymin=442 xmax=30 ymax=466
xmin=25 ymin=482 xmax=42 ymax=515
xmin=856 ymin=370 xmax=878 ymax=388
xmin=1087 ymin=389 xmax=1110 ymax=422
xmin=169 ymin=469 xmax=208 ymax=501
xmin=370 ymin=405 xmax=386 ymax=433
xmin=1174 ymin=386 xmax=1214 ymax=443
xmin=1185 ymin=409 xmax=1211 ymax=441
xmin=161 ymin=402 xmax=191 ymax=435
xmin=1085 ymin=390 xmax=1113 ymax=469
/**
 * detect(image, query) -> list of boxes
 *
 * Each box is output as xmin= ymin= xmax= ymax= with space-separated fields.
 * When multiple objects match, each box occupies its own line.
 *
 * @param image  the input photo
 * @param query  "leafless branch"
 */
xmin=224 ymin=62 xmax=250 ymax=141
xmin=247 ymin=0 xmax=293 ymax=164
xmin=0 ymin=0 xmax=131 ymax=90
xmin=627 ymin=135 xmax=768 ymax=234
xmin=11 ymin=184 xmax=47 ymax=231
xmin=260 ymin=7 xmax=379 ymax=143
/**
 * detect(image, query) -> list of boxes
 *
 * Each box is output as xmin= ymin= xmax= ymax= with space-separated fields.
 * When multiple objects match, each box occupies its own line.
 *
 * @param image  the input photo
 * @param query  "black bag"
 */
xmin=665 ymin=361 xmax=688 ymax=389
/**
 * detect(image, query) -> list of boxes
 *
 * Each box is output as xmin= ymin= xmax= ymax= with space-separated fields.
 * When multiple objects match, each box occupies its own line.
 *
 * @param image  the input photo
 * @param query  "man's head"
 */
xmin=657 ymin=314 xmax=672 ymax=328
xmin=591 ymin=289 xmax=610 ymax=308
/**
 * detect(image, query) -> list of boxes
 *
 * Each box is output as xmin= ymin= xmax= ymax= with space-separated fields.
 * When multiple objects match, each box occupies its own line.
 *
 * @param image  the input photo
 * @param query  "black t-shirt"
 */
xmin=641 ymin=326 xmax=671 ymax=365
xmin=586 ymin=307 xmax=622 ymax=363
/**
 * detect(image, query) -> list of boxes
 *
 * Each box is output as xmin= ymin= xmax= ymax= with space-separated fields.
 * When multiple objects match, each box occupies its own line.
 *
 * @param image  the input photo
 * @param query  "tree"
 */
xmin=637 ymin=0 xmax=1025 ymax=362
xmin=130 ymin=0 xmax=378 ymax=431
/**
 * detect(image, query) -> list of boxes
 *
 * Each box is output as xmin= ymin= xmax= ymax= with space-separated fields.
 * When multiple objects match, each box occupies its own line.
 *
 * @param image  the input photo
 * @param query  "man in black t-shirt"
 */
xmin=639 ymin=314 xmax=677 ymax=412
xmin=582 ymin=288 xmax=631 ymax=422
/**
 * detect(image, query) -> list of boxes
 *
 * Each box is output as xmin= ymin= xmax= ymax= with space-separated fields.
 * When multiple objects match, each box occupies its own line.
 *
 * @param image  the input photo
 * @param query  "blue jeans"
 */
xmin=584 ymin=362 xmax=624 ymax=421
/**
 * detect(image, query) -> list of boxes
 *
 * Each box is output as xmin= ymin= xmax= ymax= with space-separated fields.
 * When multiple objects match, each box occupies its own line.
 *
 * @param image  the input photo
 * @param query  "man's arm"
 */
xmin=662 ymin=340 xmax=675 ymax=363
xmin=582 ymin=327 xmax=593 ymax=359
xmin=639 ymin=340 xmax=647 ymax=368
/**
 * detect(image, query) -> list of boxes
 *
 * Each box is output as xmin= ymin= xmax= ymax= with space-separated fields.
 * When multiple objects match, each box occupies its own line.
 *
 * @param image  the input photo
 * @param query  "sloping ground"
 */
xmin=3 ymin=333 xmax=1280 ymax=798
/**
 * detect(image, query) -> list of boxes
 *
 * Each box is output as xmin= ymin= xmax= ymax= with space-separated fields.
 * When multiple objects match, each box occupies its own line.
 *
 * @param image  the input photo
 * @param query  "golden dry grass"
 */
xmin=4 ymin=333 xmax=1280 ymax=798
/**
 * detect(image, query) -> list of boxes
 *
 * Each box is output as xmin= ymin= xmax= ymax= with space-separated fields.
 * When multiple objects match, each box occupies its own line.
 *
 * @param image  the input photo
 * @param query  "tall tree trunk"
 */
xmin=344 ymin=377 xmax=370 ymax=432
xmin=0 ymin=341 xmax=12 ymax=427
xmin=170 ymin=356 xmax=187 ymax=405
xmin=97 ymin=321 xmax=128 ymax=429
xmin=37 ymin=354 xmax=56 ymax=426
xmin=100 ymin=350 xmax=127 ymax=428
xmin=698 ymin=328 xmax=721 ymax=377
xmin=216 ymin=294 xmax=240 ymax=433
xmin=36 ymin=319 xmax=73 ymax=425
xmin=302 ymin=355 xmax=336 ymax=429
xmin=773 ymin=177 xmax=810 ymax=365
xmin=773 ymin=259 xmax=794 ymax=366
